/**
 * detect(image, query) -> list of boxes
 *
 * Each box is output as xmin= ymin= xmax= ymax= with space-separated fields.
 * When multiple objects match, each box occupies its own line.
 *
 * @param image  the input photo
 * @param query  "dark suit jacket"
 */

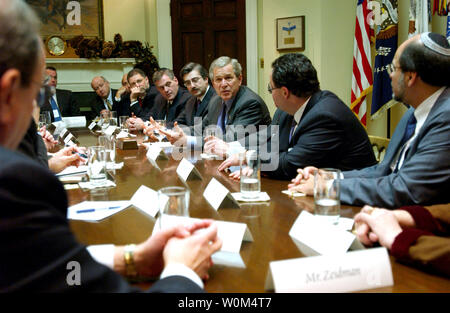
xmin=17 ymin=119 xmax=48 ymax=168
xmin=200 ymin=86 xmax=271 ymax=140
xmin=149 ymin=87 xmax=192 ymax=127
xmin=0 ymin=147 xmax=204 ymax=292
xmin=41 ymin=88 xmax=81 ymax=122
xmin=123 ymin=85 xmax=159 ymax=120
xmin=256 ymin=90 xmax=376 ymax=180
xmin=175 ymin=86 xmax=216 ymax=127
xmin=340 ymin=87 xmax=450 ymax=208
xmin=89 ymin=89 xmax=119 ymax=120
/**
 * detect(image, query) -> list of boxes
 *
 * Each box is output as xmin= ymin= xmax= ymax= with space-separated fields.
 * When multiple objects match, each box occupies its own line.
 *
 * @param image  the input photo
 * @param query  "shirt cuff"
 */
xmin=391 ymin=228 xmax=434 ymax=260
xmin=397 ymin=205 xmax=439 ymax=233
xmin=160 ymin=263 xmax=204 ymax=289
xmin=86 ymin=244 xmax=115 ymax=269
xmin=226 ymin=141 xmax=244 ymax=157
xmin=130 ymin=100 xmax=138 ymax=107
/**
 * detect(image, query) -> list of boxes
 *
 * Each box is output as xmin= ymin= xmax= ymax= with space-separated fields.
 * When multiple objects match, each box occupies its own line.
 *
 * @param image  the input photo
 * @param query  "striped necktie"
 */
xmin=289 ymin=118 xmax=297 ymax=143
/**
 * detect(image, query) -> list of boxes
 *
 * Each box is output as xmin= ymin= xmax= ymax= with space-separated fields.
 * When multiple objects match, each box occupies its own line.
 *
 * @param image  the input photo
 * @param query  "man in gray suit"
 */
xmin=289 ymin=32 xmax=450 ymax=209
xmin=157 ymin=57 xmax=271 ymax=150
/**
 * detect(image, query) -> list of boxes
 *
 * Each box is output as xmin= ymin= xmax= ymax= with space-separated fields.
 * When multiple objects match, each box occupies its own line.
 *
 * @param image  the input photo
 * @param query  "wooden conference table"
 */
xmin=67 ymin=128 xmax=449 ymax=293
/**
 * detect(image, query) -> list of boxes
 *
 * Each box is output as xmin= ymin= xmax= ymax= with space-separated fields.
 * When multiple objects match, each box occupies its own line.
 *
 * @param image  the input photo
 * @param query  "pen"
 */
xmin=72 ymin=151 xmax=88 ymax=159
xmin=76 ymin=206 xmax=121 ymax=214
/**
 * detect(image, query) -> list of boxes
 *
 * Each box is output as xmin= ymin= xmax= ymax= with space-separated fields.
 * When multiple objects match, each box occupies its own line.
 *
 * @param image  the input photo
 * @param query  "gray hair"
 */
xmin=0 ymin=0 xmax=41 ymax=86
xmin=209 ymin=56 xmax=242 ymax=80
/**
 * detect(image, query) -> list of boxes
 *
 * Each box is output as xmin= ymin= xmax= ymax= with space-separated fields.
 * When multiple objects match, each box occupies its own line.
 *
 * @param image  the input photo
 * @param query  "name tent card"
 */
xmin=289 ymin=211 xmax=364 ymax=256
xmin=265 ymin=247 xmax=394 ymax=293
xmin=130 ymin=185 xmax=160 ymax=217
xmin=152 ymin=215 xmax=253 ymax=253
xmin=104 ymin=126 xmax=119 ymax=137
xmin=88 ymin=121 xmax=99 ymax=131
xmin=176 ymin=158 xmax=202 ymax=182
xmin=203 ymin=178 xmax=240 ymax=211
xmin=146 ymin=145 xmax=168 ymax=162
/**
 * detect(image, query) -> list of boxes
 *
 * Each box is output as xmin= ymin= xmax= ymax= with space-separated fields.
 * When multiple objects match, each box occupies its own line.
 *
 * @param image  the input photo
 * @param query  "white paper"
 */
xmin=200 ymin=153 xmax=219 ymax=160
xmin=116 ymin=131 xmax=129 ymax=139
xmin=130 ymin=185 xmax=160 ymax=217
xmin=67 ymin=200 xmax=131 ymax=221
xmin=62 ymin=116 xmax=86 ymax=128
xmin=78 ymin=180 xmax=116 ymax=190
xmin=106 ymin=162 xmax=124 ymax=170
xmin=231 ymin=192 xmax=270 ymax=202
xmin=203 ymin=178 xmax=231 ymax=211
xmin=289 ymin=211 xmax=358 ymax=256
xmin=152 ymin=215 xmax=253 ymax=253
xmin=266 ymin=247 xmax=393 ymax=293
xmin=56 ymin=165 xmax=88 ymax=177
xmin=212 ymin=251 xmax=246 ymax=268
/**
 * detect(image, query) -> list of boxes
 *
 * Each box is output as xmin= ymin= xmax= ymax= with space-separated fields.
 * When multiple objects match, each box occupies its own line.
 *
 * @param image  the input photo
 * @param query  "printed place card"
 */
xmin=152 ymin=215 xmax=252 ymax=253
xmin=63 ymin=132 xmax=75 ymax=144
xmin=104 ymin=126 xmax=118 ymax=137
xmin=88 ymin=121 xmax=97 ymax=130
xmin=146 ymin=145 xmax=168 ymax=162
xmin=203 ymin=178 xmax=240 ymax=210
xmin=176 ymin=158 xmax=202 ymax=182
xmin=129 ymin=185 xmax=161 ymax=217
xmin=265 ymin=247 xmax=393 ymax=293
xmin=289 ymin=211 xmax=361 ymax=256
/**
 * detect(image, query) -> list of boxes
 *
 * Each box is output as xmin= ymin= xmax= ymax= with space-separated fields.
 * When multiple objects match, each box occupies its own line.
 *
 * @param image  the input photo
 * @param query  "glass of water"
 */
xmin=119 ymin=116 xmax=129 ymax=132
xmin=314 ymin=168 xmax=341 ymax=225
xmin=240 ymin=150 xmax=261 ymax=199
xmin=98 ymin=135 xmax=115 ymax=164
xmin=154 ymin=119 xmax=167 ymax=141
xmin=158 ymin=186 xmax=190 ymax=229
xmin=87 ymin=146 xmax=107 ymax=186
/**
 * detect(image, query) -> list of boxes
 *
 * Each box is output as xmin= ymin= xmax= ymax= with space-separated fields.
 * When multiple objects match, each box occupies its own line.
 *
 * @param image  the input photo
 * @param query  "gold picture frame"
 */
xmin=276 ymin=16 xmax=305 ymax=51
xmin=26 ymin=0 xmax=104 ymax=40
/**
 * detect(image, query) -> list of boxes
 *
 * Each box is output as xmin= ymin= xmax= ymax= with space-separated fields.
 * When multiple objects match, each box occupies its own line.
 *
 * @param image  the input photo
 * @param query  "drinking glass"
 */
xmin=119 ymin=116 xmax=129 ymax=132
xmin=158 ymin=186 xmax=190 ymax=229
xmin=109 ymin=111 xmax=118 ymax=127
xmin=98 ymin=135 xmax=115 ymax=164
xmin=240 ymin=150 xmax=261 ymax=199
xmin=154 ymin=119 xmax=167 ymax=141
xmin=313 ymin=168 xmax=341 ymax=225
xmin=87 ymin=146 xmax=107 ymax=186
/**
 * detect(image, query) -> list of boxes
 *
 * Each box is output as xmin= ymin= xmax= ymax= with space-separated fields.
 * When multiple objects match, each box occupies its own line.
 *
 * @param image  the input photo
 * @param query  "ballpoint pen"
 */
xmin=76 ymin=206 xmax=121 ymax=214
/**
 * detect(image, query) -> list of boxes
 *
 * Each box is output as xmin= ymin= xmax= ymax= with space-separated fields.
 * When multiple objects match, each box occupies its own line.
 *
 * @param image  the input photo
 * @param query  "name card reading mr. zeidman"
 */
xmin=265 ymin=247 xmax=393 ymax=293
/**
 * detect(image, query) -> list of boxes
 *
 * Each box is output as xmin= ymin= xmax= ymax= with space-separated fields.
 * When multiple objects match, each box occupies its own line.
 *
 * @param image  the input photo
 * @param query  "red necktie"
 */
xmin=138 ymin=98 xmax=143 ymax=108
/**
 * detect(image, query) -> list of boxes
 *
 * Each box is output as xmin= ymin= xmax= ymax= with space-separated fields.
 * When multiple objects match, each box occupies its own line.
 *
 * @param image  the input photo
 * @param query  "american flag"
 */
xmin=351 ymin=0 xmax=373 ymax=127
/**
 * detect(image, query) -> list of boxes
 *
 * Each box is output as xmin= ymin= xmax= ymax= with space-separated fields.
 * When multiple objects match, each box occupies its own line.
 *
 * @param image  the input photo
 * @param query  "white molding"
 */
xmin=246 ymin=0 xmax=258 ymax=91
xmin=156 ymin=0 xmax=173 ymax=68
xmin=46 ymin=58 xmax=135 ymax=64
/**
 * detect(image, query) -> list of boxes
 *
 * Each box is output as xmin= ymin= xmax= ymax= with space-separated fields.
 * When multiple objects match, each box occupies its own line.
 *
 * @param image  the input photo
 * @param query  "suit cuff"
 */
xmin=391 ymin=229 xmax=434 ymax=260
xmin=160 ymin=263 xmax=204 ymax=289
xmin=398 ymin=206 xmax=439 ymax=233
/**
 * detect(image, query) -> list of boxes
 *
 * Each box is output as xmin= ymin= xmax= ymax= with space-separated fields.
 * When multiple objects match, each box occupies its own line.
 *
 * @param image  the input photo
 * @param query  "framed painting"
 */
xmin=276 ymin=16 xmax=305 ymax=51
xmin=26 ymin=0 xmax=104 ymax=40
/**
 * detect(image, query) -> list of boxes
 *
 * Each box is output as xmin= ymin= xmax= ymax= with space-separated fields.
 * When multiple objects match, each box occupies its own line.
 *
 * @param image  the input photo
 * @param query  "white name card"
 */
xmin=289 ymin=210 xmax=363 ymax=256
xmin=104 ymin=125 xmax=118 ymax=137
xmin=130 ymin=185 xmax=160 ymax=217
xmin=152 ymin=215 xmax=253 ymax=253
xmin=88 ymin=121 xmax=98 ymax=130
xmin=203 ymin=178 xmax=239 ymax=211
xmin=146 ymin=145 xmax=168 ymax=162
xmin=265 ymin=247 xmax=393 ymax=293
xmin=63 ymin=132 xmax=75 ymax=144
xmin=60 ymin=128 xmax=69 ymax=138
xmin=176 ymin=158 xmax=202 ymax=182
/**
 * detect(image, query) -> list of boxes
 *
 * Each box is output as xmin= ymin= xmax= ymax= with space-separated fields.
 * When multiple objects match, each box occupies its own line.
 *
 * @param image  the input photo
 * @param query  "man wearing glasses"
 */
xmin=290 ymin=33 xmax=450 ymax=208
xmin=218 ymin=53 xmax=376 ymax=180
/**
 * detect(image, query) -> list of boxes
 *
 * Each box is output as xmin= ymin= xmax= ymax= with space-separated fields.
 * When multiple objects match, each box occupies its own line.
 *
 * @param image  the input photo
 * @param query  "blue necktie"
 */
xmin=400 ymin=113 xmax=417 ymax=147
xmin=50 ymin=97 xmax=62 ymax=122
xmin=289 ymin=118 xmax=297 ymax=144
xmin=394 ymin=113 xmax=417 ymax=172
xmin=218 ymin=102 xmax=227 ymax=133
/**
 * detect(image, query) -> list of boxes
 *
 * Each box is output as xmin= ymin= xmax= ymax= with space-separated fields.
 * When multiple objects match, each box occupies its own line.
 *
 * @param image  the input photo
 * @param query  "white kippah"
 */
xmin=420 ymin=32 xmax=450 ymax=56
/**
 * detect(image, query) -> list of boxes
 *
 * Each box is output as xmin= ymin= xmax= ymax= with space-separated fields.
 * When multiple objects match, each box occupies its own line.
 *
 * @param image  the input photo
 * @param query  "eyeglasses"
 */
xmin=183 ymin=76 xmax=203 ymax=87
xmin=267 ymin=83 xmax=281 ymax=94
xmin=386 ymin=63 xmax=401 ymax=75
